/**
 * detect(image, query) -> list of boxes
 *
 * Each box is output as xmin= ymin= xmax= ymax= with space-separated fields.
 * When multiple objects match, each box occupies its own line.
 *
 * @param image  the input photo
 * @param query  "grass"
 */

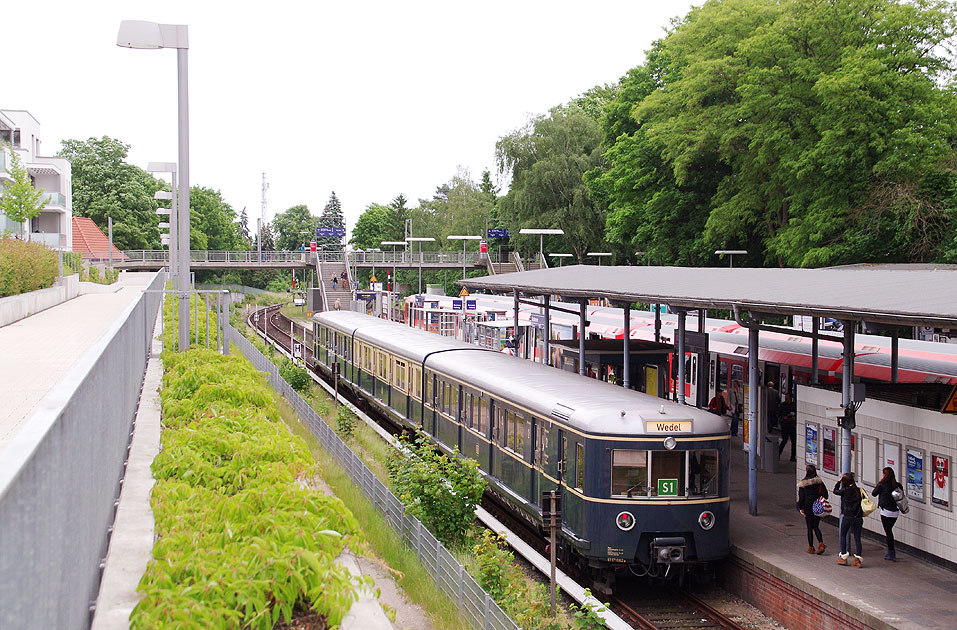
xmin=273 ymin=394 xmax=462 ymax=630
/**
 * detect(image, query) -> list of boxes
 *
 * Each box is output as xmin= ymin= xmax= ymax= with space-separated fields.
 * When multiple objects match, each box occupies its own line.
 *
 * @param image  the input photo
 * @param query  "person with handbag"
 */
xmin=872 ymin=467 xmax=905 ymax=562
xmin=728 ymin=380 xmax=742 ymax=436
xmin=833 ymin=472 xmax=864 ymax=567
xmin=797 ymin=465 xmax=828 ymax=555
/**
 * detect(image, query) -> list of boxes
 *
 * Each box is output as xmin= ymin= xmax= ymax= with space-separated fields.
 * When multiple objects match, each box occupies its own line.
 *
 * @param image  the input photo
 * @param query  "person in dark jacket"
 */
xmin=834 ymin=472 xmax=864 ymax=567
xmin=797 ymin=465 xmax=828 ymax=555
xmin=872 ymin=467 xmax=904 ymax=561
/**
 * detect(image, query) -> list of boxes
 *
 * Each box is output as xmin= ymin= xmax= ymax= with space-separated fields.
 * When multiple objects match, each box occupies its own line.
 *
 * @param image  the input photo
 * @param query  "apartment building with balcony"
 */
xmin=0 ymin=109 xmax=72 ymax=250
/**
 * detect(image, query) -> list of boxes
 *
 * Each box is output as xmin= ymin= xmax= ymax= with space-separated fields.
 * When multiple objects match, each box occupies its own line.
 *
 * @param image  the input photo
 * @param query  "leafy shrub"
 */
xmin=133 ymin=346 xmax=364 ymax=629
xmin=571 ymin=590 xmax=609 ymax=630
xmin=81 ymin=265 xmax=119 ymax=284
xmin=0 ymin=237 xmax=58 ymax=297
xmin=63 ymin=251 xmax=82 ymax=275
xmin=279 ymin=358 xmax=311 ymax=392
xmin=387 ymin=430 xmax=486 ymax=548
xmin=336 ymin=406 xmax=358 ymax=440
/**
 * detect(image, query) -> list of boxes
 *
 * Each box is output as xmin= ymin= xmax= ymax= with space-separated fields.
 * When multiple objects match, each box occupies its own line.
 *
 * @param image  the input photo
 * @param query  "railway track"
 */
xmin=611 ymin=587 xmax=746 ymax=630
xmin=248 ymin=304 xmax=748 ymax=630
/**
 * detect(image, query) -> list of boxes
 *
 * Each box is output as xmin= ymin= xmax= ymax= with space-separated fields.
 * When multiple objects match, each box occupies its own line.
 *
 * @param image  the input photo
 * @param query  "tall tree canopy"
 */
xmin=272 ymin=204 xmax=320 ymax=251
xmin=593 ymin=0 xmax=957 ymax=267
xmin=189 ymin=186 xmax=238 ymax=251
xmin=59 ymin=136 xmax=162 ymax=250
xmin=496 ymin=104 xmax=608 ymax=262
xmin=316 ymin=191 xmax=345 ymax=249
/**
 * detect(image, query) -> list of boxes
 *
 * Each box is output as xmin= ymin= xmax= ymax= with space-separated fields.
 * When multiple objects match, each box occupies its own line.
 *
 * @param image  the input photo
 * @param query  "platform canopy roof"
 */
xmin=458 ymin=264 xmax=957 ymax=328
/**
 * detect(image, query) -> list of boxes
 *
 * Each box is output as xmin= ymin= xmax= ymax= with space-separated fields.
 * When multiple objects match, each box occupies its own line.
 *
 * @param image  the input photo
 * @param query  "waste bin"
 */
xmin=761 ymin=435 xmax=780 ymax=473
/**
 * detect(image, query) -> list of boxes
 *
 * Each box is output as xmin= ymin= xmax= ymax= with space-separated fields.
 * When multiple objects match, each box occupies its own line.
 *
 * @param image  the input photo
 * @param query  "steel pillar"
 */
xmin=748 ymin=323 xmax=759 ymax=515
xmin=677 ymin=311 xmax=686 ymax=404
xmin=841 ymin=321 xmax=855 ymax=475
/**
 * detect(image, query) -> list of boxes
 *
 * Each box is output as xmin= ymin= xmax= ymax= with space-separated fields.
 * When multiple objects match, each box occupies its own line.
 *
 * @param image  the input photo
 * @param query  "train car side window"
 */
xmin=575 ymin=443 xmax=585 ymax=491
xmin=478 ymin=395 xmax=489 ymax=435
xmin=611 ymin=450 xmax=648 ymax=497
xmin=509 ymin=413 xmax=526 ymax=458
xmin=689 ymin=449 xmax=719 ymax=496
xmin=451 ymin=384 xmax=459 ymax=420
xmin=394 ymin=359 xmax=407 ymax=392
xmin=536 ymin=419 xmax=549 ymax=468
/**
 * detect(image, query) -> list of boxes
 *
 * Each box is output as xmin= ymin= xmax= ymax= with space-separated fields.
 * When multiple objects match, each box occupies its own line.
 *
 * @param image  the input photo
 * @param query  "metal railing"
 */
xmin=0 ymin=271 xmax=166 ymax=630
xmin=42 ymin=191 xmax=67 ymax=208
xmin=228 ymin=326 xmax=519 ymax=630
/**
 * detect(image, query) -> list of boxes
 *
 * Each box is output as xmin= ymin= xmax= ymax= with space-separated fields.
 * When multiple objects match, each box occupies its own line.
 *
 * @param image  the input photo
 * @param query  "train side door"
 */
xmin=687 ymin=354 xmax=699 ymax=407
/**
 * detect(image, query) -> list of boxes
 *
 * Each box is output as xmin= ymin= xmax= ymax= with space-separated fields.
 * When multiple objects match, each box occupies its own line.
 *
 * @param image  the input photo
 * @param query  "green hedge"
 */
xmin=0 ymin=237 xmax=58 ymax=297
xmin=132 ymin=344 xmax=364 ymax=629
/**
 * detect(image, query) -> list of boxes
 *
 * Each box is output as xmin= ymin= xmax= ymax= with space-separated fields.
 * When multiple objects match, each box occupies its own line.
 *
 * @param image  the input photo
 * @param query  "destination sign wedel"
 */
xmin=646 ymin=421 xmax=692 ymax=433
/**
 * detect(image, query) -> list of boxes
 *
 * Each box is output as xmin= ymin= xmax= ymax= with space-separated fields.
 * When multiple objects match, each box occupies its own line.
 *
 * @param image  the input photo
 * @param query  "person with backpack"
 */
xmin=797 ymin=465 xmax=828 ymax=555
xmin=834 ymin=472 xmax=864 ymax=567
xmin=872 ymin=467 xmax=905 ymax=562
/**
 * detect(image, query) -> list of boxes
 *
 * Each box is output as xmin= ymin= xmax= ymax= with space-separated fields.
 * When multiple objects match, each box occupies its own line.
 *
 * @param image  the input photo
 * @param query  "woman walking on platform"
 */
xmin=797 ymin=465 xmax=828 ymax=555
xmin=872 ymin=467 xmax=904 ymax=561
xmin=834 ymin=472 xmax=864 ymax=567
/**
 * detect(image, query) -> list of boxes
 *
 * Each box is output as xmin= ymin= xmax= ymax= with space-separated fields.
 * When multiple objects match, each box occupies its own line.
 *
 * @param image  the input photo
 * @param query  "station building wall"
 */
xmin=797 ymin=385 xmax=956 ymax=566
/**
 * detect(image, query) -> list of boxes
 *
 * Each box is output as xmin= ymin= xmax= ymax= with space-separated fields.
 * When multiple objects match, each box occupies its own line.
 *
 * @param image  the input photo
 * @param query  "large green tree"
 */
xmin=189 ymin=186 xmax=237 ymax=251
xmin=496 ymin=104 xmax=607 ymax=262
xmin=58 ymin=136 xmax=163 ymax=250
xmin=316 ymin=191 xmax=345 ymax=249
xmin=601 ymin=0 xmax=957 ymax=267
xmin=271 ymin=204 xmax=319 ymax=251
xmin=349 ymin=203 xmax=390 ymax=250
xmin=0 ymin=147 xmax=45 ymax=238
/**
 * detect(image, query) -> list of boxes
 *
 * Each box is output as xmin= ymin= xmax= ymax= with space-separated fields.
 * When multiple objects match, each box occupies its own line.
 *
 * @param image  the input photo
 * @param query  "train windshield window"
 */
xmin=650 ymin=451 xmax=685 ymax=497
xmin=611 ymin=450 xmax=648 ymax=497
xmin=689 ymin=449 xmax=719 ymax=496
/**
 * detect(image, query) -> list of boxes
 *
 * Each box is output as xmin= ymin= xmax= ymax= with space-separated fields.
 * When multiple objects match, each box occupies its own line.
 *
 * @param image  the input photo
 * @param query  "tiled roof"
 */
xmin=71 ymin=217 xmax=127 ymax=260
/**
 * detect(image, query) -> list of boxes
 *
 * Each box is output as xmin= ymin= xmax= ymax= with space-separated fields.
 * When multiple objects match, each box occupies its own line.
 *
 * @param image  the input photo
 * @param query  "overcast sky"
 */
xmin=5 ymin=1 xmax=695 ymax=238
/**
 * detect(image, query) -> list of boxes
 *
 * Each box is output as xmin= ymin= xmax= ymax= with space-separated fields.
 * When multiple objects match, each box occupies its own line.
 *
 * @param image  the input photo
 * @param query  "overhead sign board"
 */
xmin=487 ymin=228 xmax=510 ymax=238
xmin=315 ymin=226 xmax=347 ymax=238
xmin=683 ymin=331 xmax=709 ymax=354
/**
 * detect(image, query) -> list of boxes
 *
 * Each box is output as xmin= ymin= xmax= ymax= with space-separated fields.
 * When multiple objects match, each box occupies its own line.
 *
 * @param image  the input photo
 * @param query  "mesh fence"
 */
xmin=228 ymin=325 xmax=519 ymax=630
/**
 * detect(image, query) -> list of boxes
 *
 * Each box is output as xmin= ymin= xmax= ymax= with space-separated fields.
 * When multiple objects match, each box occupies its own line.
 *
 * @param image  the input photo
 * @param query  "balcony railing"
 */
xmin=29 ymin=232 xmax=66 ymax=248
xmin=42 ymin=192 xmax=66 ymax=208
xmin=0 ymin=151 xmax=7 ymax=175
xmin=115 ymin=249 xmax=502 ymax=266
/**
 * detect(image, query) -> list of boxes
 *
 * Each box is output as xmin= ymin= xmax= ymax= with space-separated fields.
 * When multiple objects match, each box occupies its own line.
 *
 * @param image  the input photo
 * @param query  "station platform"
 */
xmin=726 ymin=432 xmax=957 ymax=630
xmin=0 ymin=272 xmax=158 ymax=453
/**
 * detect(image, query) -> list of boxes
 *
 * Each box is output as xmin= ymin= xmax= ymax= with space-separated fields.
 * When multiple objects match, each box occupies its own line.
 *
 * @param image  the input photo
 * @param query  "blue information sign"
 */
xmin=529 ymin=313 xmax=545 ymax=330
xmin=315 ymin=226 xmax=347 ymax=238
xmin=452 ymin=299 xmax=463 ymax=310
xmin=466 ymin=299 xmax=477 ymax=310
xmin=487 ymin=228 xmax=510 ymax=238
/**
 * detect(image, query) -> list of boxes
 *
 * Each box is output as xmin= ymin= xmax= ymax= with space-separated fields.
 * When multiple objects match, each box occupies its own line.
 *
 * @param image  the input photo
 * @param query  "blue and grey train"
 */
xmin=313 ymin=311 xmax=730 ymax=586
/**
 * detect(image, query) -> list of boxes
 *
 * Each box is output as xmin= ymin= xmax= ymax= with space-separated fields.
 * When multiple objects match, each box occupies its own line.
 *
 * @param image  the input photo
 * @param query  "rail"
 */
xmin=228 ymin=323 xmax=520 ymax=630
xmin=0 ymin=271 xmax=166 ymax=629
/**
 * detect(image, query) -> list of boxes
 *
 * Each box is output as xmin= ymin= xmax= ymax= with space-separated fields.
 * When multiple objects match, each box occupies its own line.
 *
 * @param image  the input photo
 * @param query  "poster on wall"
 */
xmin=822 ymin=427 xmax=837 ymax=473
xmin=906 ymin=447 xmax=925 ymax=502
xmin=932 ymin=454 xmax=950 ymax=510
xmin=884 ymin=441 xmax=901 ymax=482
xmin=805 ymin=423 xmax=819 ymax=466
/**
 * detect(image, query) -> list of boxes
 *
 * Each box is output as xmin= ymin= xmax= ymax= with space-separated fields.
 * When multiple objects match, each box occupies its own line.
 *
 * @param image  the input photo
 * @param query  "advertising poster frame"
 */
xmin=931 ymin=453 xmax=951 ymax=511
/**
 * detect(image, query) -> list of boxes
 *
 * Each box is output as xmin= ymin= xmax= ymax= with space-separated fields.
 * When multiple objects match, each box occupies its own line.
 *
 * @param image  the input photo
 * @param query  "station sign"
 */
xmin=529 ymin=313 xmax=545 ymax=330
xmin=415 ymin=295 xmax=424 ymax=307
xmin=466 ymin=299 xmax=477 ymax=310
xmin=452 ymin=299 xmax=463 ymax=310
xmin=315 ymin=226 xmax=347 ymax=238
xmin=487 ymin=228 xmax=510 ymax=238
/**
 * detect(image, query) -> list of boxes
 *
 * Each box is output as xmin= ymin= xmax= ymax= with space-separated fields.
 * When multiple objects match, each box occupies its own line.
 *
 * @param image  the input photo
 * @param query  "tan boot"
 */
xmin=851 ymin=555 xmax=862 ymax=568
xmin=837 ymin=553 xmax=849 ymax=565
xmin=816 ymin=542 xmax=826 ymax=555
xmin=806 ymin=546 xmax=815 ymax=554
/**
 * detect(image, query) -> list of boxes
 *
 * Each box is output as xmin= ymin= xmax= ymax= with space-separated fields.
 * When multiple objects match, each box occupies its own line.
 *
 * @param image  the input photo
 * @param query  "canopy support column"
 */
xmin=811 ymin=317 xmax=820 ymax=385
xmin=579 ymin=300 xmax=587 ymax=376
xmin=748 ymin=321 xmax=759 ymax=516
xmin=513 ymin=289 xmax=520 ymax=359
xmin=677 ymin=310 xmax=687 ymax=405
xmin=891 ymin=329 xmax=899 ymax=383
xmin=623 ymin=301 xmax=630 ymax=389
xmin=544 ymin=294 xmax=551 ymax=367
xmin=841 ymin=321 xmax=855 ymax=475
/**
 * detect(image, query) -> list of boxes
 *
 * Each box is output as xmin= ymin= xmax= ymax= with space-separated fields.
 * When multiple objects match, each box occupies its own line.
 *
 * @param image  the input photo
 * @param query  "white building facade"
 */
xmin=0 ymin=109 xmax=72 ymax=250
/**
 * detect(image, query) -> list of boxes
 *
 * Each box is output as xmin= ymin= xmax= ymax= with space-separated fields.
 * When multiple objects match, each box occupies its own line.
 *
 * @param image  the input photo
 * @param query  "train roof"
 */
xmin=315 ymin=311 xmax=726 ymax=436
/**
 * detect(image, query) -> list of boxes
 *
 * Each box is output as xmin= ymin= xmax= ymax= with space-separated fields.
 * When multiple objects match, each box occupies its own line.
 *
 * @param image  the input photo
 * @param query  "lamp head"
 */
xmin=117 ymin=21 xmax=188 ymax=50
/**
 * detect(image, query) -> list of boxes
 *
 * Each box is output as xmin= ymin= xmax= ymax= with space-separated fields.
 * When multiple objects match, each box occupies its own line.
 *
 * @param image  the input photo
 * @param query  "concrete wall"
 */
xmin=0 ymin=274 xmax=79 ymax=327
xmin=798 ymin=385 xmax=956 ymax=565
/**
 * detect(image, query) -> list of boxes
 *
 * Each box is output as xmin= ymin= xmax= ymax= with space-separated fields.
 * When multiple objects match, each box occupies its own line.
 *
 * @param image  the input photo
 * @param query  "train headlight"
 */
xmin=663 ymin=436 xmax=677 ymax=450
xmin=698 ymin=511 xmax=715 ymax=530
xmin=616 ymin=511 xmax=636 ymax=531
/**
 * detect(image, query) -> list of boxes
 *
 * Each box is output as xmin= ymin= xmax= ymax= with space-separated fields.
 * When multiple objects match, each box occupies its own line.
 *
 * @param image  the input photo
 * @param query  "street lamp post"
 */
xmin=119 ymin=20 xmax=191 ymax=351
xmin=548 ymin=253 xmax=573 ymax=267
xmin=381 ymin=240 xmax=406 ymax=293
xmin=148 ymin=162 xmax=177 ymax=279
xmin=587 ymin=252 xmax=613 ymax=266
xmin=519 ymin=228 xmax=564 ymax=269
xmin=715 ymin=249 xmax=747 ymax=268
xmin=406 ymin=236 xmax=435 ymax=294
xmin=447 ymin=235 xmax=482 ymax=281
